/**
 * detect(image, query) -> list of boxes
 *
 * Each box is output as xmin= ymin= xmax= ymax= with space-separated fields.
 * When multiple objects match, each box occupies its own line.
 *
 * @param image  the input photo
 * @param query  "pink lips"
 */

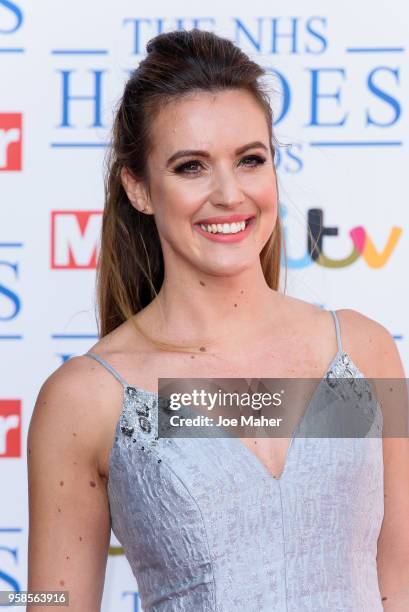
xmin=194 ymin=216 xmax=255 ymax=243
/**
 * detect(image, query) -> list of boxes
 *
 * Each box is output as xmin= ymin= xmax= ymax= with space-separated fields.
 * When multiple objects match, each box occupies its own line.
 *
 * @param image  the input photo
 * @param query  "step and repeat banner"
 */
xmin=1 ymin=1 xmax=407 ymax=610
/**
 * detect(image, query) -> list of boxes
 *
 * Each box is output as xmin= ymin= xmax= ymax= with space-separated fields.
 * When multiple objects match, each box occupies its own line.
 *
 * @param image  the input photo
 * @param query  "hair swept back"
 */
xmin=95 ymin=28 xmax=287 ymax=353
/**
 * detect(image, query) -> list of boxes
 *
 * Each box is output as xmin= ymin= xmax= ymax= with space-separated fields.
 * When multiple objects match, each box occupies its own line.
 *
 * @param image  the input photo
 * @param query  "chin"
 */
xmin=196 ymin=258 xmax=256 ymax=278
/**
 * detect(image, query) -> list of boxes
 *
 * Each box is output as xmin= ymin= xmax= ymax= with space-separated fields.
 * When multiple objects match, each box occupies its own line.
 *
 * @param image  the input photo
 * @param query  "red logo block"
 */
xmin=51 ymin=210 xmax=101 ymax=269
xmin=0 ymin=400 xmax=21 ymax=457
xmin=0 ymin=113 xmax=22 ymax=171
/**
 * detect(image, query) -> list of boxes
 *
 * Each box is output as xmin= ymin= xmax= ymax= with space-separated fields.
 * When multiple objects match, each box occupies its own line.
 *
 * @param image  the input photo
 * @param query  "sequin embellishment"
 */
xmin=324 ymin=352 xmax=382 ymax=434
xmin=119 ymin=386 xmax=159 ymax=450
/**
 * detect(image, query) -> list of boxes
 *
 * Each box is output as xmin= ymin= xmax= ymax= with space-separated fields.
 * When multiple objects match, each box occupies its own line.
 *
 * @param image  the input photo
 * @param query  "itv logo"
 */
xmin=0 ymin=113 xmax=22 ymax=171
xmin=51 ymin=210 xmax=101 ymax=269
xmin=281 ymin=205 xmax=402 ymax=269
xmin=0 ymin=400 xmax=21 ymax=457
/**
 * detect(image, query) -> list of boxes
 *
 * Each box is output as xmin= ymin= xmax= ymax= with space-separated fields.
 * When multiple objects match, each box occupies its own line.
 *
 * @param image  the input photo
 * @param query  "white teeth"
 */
xmin=199 ymin=221 xmax=247 ymax=234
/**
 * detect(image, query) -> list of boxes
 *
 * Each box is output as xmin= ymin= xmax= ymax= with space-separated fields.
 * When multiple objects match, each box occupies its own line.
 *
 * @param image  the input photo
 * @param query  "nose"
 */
xmin=209 ymin=165 xmax=244 ymax=207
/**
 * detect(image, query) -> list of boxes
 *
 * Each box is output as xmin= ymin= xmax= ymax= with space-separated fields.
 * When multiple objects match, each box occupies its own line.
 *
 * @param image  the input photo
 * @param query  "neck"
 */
xmin=137 ymin=264 xmax=285 ymax=351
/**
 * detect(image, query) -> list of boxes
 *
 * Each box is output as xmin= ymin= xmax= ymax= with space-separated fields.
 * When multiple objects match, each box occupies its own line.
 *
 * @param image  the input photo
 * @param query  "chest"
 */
xmin=108 ymin=433 xmax=385 ymax=556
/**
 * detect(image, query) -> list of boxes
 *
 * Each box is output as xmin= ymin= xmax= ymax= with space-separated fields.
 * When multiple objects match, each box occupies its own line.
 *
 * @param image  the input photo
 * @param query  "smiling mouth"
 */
xmin=195 ymin=216 xmax=255 ymax=235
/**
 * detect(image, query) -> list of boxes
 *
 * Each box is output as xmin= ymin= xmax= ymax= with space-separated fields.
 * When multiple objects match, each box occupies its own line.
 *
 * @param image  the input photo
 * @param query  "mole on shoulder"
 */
xmin=382 ymin=596 xmax=387 ymax=601
xmin=79 ymin=536 xmax=82 ymax=541
xmin=190 ymin=355 xmax=195 ymax=359
xmin=89 ymin=480 xmax=96 ymax=488
xmin=59 ymin=579 xmax=65 ymax=586
xmin=58 ymin=507 xmax=61 ymax=513
xmin=59 ymin=480 xmax=64 ymax=486
xmin=28 ymin=448 xmax=31 ymax=455
xmin=72 ymin=432 xmax=77 ymax=437
xmin=199 ymin=346 xmax=206 ymax=352
xmin=199 ymin=280 xmax=205 ymax=286
xmin=234 ymin=303 xmax=237 ymax=307
xmin=66 ymin=555 xmax=70 ymax=560
xmin=240 ymin=290 xmax=244 ymax=294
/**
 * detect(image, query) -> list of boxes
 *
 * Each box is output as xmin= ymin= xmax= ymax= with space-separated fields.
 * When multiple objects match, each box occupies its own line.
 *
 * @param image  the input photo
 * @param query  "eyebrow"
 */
xmin=165 ymin=140 xmax=269 ymax=167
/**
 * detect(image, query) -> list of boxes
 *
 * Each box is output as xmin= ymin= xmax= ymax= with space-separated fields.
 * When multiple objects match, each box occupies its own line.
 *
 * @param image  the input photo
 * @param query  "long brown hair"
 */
xmin=95 ymin=28 xmax=287 ymax=353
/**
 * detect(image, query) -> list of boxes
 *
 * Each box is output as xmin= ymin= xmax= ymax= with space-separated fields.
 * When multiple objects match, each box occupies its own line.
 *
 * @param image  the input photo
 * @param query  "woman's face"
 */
xmin=132 ymin=88 xmax=278 ymax=277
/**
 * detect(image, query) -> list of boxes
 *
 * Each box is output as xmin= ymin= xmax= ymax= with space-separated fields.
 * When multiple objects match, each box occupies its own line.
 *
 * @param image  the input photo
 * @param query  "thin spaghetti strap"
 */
xmin=329 ymin=310 xmax=343 ymax=354
xmin=84 ymin=351 xmax=130 ymax=388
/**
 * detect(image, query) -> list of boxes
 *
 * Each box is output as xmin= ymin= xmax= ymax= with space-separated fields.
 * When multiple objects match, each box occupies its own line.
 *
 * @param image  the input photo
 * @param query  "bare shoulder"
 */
xmin=335 ymin=308 xmax=405 ymax=378
xmin=28 ymin=350 xmax=124 ymax=477
xmin=83 ymin=316 xmax=158 ymax=388
xmin=279 ymin=296 xmax=405 ymax=379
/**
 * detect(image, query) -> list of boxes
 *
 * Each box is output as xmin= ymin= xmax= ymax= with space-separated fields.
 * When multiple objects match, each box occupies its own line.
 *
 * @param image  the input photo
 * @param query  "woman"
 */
xmin=27 ymin=29 xmax=409 ymax=611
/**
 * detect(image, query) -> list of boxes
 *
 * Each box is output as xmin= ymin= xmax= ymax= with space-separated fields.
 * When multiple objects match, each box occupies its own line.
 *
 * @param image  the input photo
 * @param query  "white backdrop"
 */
xmin=0 ymin=1 xmax=407 ymax=610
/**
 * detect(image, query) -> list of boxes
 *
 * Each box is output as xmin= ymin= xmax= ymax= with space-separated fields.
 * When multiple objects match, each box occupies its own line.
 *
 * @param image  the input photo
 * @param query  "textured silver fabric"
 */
xmin=85 ymin=310 xmax=384 ymax=611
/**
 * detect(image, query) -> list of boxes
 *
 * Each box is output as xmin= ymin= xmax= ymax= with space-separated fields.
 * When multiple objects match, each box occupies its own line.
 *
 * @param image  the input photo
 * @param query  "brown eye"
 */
xmin=174 ymin=160 xmax=203 ymax=174
xmin=240 ymin=155 xmax=266 ymax=167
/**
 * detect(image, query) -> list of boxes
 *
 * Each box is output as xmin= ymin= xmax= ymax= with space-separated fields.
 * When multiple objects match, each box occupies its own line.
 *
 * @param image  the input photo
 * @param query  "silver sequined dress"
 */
xmin=84 ymin=310 xmax=384 ymax=611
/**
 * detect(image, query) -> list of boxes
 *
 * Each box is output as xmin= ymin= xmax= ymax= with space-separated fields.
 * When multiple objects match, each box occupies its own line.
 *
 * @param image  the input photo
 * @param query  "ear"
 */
xmin=120 ymin=167 xmax=152 ymax=214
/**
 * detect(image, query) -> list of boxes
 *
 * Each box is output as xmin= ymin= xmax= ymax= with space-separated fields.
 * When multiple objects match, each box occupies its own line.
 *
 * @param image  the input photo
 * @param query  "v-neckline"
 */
xmin=231 ymin=349 xmax=352 ymax=483
xmin=102 ymin=347 xmax=363 ymax=485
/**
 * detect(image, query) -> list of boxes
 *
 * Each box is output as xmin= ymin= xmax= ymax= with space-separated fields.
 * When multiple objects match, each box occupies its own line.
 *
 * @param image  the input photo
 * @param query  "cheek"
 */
xmin=251 ymin=178 xmax=278 ymax=214
xmin=174 ymin=186 xmax=204 ymax=219
xmin=150 ymin=181 xmax=202 ymax=239
xmin=251 ymin=178 xmax=278 ymax=242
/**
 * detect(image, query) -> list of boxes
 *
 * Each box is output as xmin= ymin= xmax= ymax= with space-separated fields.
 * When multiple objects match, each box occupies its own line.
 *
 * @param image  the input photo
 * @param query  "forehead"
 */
xmin=149 ymin=89 xmax=269 ymax=159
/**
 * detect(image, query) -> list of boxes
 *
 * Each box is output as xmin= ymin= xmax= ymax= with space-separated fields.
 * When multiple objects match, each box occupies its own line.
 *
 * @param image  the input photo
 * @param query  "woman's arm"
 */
xmin=378 ymin=430 xmax=409 ymax=610
xmin=360 ymin=315 xmax=409 ymax=610
xmin=27 ymin=358 xmax=112 ymax=611
xmin=339 ymin=309 xmax=409 ymax=609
